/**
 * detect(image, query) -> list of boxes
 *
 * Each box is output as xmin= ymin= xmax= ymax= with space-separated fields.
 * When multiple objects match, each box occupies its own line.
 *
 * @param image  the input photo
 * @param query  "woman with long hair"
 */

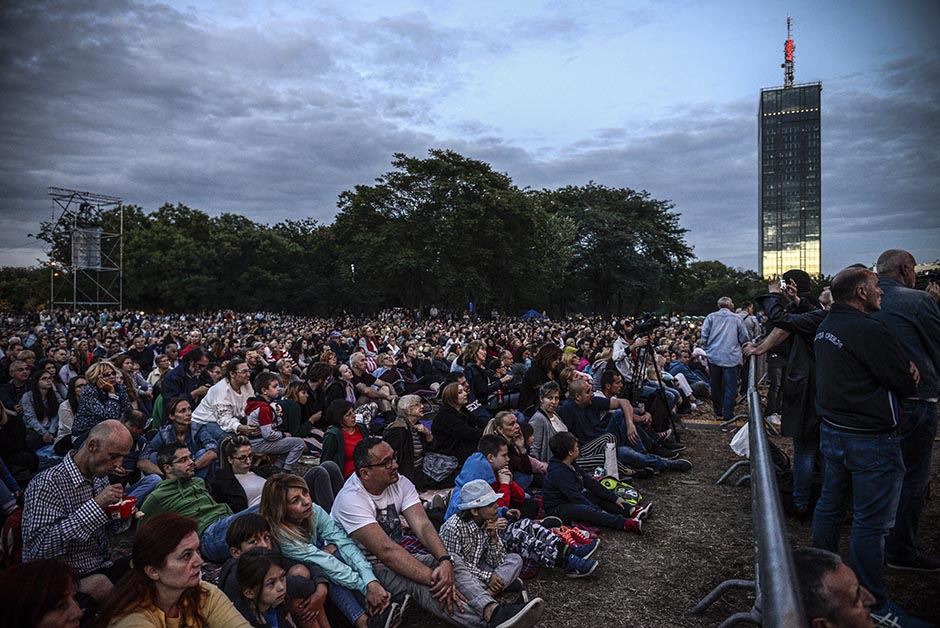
xmin=282 ymin=380 xmax=325 ymax=455
xmin=323 ymin=364 xmax=357 ymax=407
xmin=517 ymin=342 xmax=562 ymax=415
xmin=231 ymin=549 xmax=292 ymax=627
xmin=260 ymin=473 xmax=403 ymax=628
xmin=95 ymin=513 xmax=249 ymax=627
xmin=21 ymin=369 xmax=63 ymax=451
xmin=209 ymin=435 xmax=267 ymax=512
xmin=148 ymin=397 xmax=218 ymax=479
xmin=320 ymin=399 xmax=370 ymax=478
xmin=0 ymin=559 xmax=82 ymax=628
xmin=430 ymin=382 xmax=485 ymax=462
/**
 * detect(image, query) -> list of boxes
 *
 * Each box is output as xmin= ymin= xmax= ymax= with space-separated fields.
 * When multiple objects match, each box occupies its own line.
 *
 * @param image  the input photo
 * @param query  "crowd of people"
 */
xmin=0 ymin=246 xmax=936 ymax=627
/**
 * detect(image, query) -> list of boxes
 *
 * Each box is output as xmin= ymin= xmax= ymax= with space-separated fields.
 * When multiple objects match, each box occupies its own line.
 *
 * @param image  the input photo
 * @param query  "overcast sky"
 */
xmin=1 ymin=0 xmax=938 ymax=274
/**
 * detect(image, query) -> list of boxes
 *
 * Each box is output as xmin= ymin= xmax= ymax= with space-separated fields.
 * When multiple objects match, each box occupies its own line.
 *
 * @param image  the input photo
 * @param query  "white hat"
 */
xmin=458 ymin=479 xmax=500 ymax=511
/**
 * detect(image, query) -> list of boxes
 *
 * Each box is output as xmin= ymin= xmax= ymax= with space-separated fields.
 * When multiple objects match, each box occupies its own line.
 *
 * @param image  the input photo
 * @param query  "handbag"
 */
xmin=422 ymin=452 xmax=459 ymax=482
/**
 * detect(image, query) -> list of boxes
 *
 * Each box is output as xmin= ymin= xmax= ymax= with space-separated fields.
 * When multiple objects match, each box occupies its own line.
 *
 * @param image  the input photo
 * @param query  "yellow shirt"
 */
xmin=107 ymin=581 xmax=251 ymax=628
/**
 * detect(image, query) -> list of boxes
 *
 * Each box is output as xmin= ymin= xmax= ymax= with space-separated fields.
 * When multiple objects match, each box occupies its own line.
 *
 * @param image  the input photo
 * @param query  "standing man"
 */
xmin=811 ymin=266 xmax=925 ymax=627
xmin=873 ymin=249 xmax=940 ymax=573
xmin=699 ymin=297 xmax=749 ymax=420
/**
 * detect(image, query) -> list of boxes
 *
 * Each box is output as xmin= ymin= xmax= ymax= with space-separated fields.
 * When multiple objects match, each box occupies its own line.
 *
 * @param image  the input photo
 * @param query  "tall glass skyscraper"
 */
xmin=758 ymin=19 xmax=822 ymax=278
xmin=759 ymin=84 xmax=822 ymax=278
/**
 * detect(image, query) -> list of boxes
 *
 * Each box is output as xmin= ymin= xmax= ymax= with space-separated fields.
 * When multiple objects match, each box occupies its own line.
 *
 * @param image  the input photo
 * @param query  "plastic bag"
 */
xmin=730 ymin=423 xmax=749 ymax=458
xmin=604 ymin=442 xmax=619 ymax=479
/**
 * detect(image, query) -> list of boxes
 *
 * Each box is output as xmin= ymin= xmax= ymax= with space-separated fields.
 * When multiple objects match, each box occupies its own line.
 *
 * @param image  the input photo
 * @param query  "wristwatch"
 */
xmin=437 ymin=554 xmax=453 ymax=564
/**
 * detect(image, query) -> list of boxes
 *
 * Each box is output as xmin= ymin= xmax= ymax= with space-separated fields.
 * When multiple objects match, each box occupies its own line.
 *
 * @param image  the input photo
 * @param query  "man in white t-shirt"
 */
xmin=331 ymin=437 xmax=544 ymax=628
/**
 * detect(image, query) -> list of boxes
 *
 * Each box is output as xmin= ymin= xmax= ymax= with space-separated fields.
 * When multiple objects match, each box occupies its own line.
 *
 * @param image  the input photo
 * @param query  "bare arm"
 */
xmin=349 ymin=523 xmax=434 ymax=586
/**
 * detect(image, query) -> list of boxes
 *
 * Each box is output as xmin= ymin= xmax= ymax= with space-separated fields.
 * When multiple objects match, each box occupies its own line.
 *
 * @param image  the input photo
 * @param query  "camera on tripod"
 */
xmin=632 ymin=315 xmax=664 ymax=337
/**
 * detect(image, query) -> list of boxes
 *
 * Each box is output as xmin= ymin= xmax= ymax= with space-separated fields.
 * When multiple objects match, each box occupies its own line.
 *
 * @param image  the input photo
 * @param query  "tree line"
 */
xmin=1 ymin=149 xmax=782 ymax=316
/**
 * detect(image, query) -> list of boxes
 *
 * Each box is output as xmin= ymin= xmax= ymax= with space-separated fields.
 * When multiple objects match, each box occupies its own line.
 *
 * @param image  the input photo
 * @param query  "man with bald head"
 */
xmin=873 ymin=249 xmax=940 ymax=573
xmin=811 ymin=266 xmax=923 ymax=625
xmin=23 ymin=419 xmax=134 ymax=602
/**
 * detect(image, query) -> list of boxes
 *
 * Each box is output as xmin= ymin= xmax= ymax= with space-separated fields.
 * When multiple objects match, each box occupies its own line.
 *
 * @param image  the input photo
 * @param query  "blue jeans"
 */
xmin=641 ymin=384 xmax=678 ymax=410
xmin=791 ymin=436 xmax=819 ymax=510
xmin=811 ymin=423 xmax=904 ymax=607
xmin=708 ymin=364 xmax=740 ymax=419
xmin=126 ymin=473 xmax=163 ymax=503
xmin=200 ymin=505 xmax=261 ymax=562
xmin=604 ymin=411 xmax=668 ymax=471
xmin=886 ymin=399 xmax=938 ymax=561
xmin=192 ymin=420 xmax=230 ymax=444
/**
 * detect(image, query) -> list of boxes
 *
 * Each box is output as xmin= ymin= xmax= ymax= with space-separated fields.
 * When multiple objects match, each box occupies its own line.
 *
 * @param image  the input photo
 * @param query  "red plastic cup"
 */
xmin=104 ymin=495 xmax=137 ymax=520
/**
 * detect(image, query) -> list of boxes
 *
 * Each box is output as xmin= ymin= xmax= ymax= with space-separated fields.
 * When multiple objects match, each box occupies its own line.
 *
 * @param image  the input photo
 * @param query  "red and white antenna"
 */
xmin=782 ymin=16 xmax=795 ymax=87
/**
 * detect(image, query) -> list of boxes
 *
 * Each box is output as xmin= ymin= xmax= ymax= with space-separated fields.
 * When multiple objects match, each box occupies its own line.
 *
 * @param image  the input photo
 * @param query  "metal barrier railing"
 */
xmin=691 ymin=355 xmax=805 ymax=627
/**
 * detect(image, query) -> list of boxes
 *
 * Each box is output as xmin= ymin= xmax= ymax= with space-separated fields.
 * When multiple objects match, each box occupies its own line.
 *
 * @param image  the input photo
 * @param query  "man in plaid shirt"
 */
xmin=22 ymin=419 xmax=133 ymax=602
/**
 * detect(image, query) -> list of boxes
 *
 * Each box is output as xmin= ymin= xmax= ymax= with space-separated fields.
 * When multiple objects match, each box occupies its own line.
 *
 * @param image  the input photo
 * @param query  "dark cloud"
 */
xmin=0 ymin=1 xmax=937 ymax=275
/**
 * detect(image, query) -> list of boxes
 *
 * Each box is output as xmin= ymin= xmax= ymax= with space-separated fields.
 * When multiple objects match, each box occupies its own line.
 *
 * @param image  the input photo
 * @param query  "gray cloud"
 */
xmin=0 ymin=1 xmax=937 ymax=276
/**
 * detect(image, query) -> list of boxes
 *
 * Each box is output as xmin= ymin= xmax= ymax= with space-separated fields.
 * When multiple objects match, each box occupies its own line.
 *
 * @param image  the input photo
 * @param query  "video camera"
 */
xmin=632 ymin=315 xmax=664 ymax=337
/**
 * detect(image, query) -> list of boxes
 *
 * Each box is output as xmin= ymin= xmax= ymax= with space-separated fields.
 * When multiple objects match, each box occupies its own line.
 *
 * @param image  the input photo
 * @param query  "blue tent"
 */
xmin=520 ymin=309 xmax=544 ymax=320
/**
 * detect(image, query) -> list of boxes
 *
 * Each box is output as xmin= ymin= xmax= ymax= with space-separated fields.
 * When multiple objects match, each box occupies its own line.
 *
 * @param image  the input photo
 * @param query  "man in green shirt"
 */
xmin=141 ymin=443 xmax=257 ymax=562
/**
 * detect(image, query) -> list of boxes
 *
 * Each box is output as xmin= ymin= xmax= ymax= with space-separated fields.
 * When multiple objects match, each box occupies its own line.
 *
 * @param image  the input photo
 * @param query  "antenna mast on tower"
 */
xmin=782 ymin=16 xmax=795 ymax=87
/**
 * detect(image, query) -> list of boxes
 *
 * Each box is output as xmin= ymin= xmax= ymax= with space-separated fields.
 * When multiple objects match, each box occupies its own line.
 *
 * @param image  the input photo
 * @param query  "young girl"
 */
xmin=234 ymin=549 xmax=292 ymax=627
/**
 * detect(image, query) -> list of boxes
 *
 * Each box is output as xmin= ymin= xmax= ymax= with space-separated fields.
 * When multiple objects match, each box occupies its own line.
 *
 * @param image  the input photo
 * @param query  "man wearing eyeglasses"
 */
xmin=140 ymin=442 xmax=260 ymax=563
xmin=332 ymin=438 xmax=545 ymax=628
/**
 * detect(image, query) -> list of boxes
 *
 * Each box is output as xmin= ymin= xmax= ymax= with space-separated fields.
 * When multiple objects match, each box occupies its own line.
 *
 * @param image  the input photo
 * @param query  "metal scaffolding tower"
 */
xmin=47 ymin=187 xmax=124 ymax=311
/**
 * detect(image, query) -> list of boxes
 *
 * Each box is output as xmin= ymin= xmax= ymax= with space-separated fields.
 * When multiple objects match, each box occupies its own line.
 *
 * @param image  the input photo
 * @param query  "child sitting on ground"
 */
xmin=233 ymin=549 xmax=292 ymax=627
xmin=543 ymin=432 xmax=650 ymax=534
xmin=219 ymin=513 xmax=331 ymax=628
xmin=445 ymin=439 xmax=601 ymax=578
xmin=440 ymin=479 xmax=526 ymax=595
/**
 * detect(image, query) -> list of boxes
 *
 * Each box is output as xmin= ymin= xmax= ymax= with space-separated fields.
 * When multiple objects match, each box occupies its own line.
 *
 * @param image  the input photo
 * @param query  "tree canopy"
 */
xmin=6 ymin=149 xmax=777 ymax=316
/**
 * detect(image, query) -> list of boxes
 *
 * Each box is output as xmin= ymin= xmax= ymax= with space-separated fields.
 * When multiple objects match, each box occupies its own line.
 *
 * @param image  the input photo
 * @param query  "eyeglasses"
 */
xmin=362 ymin=455 xmax=396 ymax=470
xmin=172 ymin=455 xmax=194 ymax=464
xmin=102 ymin=371 xmax=118 ymax=378
xmin=232 ymin=454 xmax=252 ymax=462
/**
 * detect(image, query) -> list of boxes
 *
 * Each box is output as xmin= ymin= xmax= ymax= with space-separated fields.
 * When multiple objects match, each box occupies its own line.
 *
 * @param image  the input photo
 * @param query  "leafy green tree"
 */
xmin=667 ymin=260 xmax=766 ymax=315
xmin=534 ymin=183 xmax=693 ymax=315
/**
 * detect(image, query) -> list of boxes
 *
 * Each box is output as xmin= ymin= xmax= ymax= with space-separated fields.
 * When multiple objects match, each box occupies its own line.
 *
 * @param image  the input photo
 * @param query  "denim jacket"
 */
xmin=873 ymin=277 xmax=940 ymax=400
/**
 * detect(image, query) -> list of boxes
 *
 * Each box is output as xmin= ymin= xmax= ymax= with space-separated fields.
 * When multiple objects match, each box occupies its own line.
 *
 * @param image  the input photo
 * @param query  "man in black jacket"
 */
xmin=811 ymin=266 xmax=922 ymax=626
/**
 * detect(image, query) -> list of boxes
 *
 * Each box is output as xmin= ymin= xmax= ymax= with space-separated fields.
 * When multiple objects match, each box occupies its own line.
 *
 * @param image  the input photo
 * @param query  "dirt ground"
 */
xmin=114 ymin=404 xmax=939 ymax=626
xmin=411 ymin=406 xmax=940 ymax=627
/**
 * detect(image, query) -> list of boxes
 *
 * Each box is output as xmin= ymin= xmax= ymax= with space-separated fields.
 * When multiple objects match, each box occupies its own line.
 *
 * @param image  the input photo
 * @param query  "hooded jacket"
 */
xmin=444 ymin=452 xmax=524 ymax=521
xmin=245 ymin=396 xmax=284 ymax=441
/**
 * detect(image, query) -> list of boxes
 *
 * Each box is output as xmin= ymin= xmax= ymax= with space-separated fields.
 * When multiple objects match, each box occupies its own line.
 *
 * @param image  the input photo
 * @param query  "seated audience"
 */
xmin=384 ymin=394 xmax=455 ymax=490
xmin=331 ymin=437 xmax=545 ymax=627
xmin=246 ymin=372 xmax=306 ymax=473
xmin=445 ymin=434 xmax=537 ymax=521
xmin=321 ymin=399 xmax=371 ymax=479
xmin=22 ymin=420 xmax=134 ymax=602
xmin=148 ymin=397 xmax=219 ymax=479
xmin=140 ymin=443 xmax=254 ymax=563
xmin=542 ymin=432 xmax=649 ymax=533
xmin=71 ymin=361 xmax=132 ymax=448
xmin=95 ymin=512 xmax=250 ymax=627
xmin=191 ymin=358 xmax=259 ymax=442
xmin=210 ymin=435 xmax=268 ymax=512
xmin=431 ymin=382 xmax=485 ymax=462
xmin=54 ymin=375 xmax=86 ymax=456
xmin=262 ymin=472 xmax=406 ymax=628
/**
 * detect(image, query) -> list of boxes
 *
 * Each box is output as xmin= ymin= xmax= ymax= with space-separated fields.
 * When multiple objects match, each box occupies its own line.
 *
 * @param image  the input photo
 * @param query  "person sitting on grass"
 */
xmin=444 ymin=434 xmax=537 ymax=522
xmin=218 ymin=513 xmax=331 ymax=628
xmin=261 ymin=472 xmax=407 ymax=628
xmin=245 ymin=372 xmax=306 ymax=473
xmin=231 ymin=548 xmax=292 ymax=627
xmin=441 ymin=477 xmax=600 ymax=588
xmin=542 ymin=432 xmax=650 ymax=534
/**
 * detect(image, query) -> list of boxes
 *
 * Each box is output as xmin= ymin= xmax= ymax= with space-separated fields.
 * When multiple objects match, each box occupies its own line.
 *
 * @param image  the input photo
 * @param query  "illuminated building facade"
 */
xmin=758 ymin=83 xmax=822 ymax=277
xmin=758 ymin=18 xmax=822 ymax=278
